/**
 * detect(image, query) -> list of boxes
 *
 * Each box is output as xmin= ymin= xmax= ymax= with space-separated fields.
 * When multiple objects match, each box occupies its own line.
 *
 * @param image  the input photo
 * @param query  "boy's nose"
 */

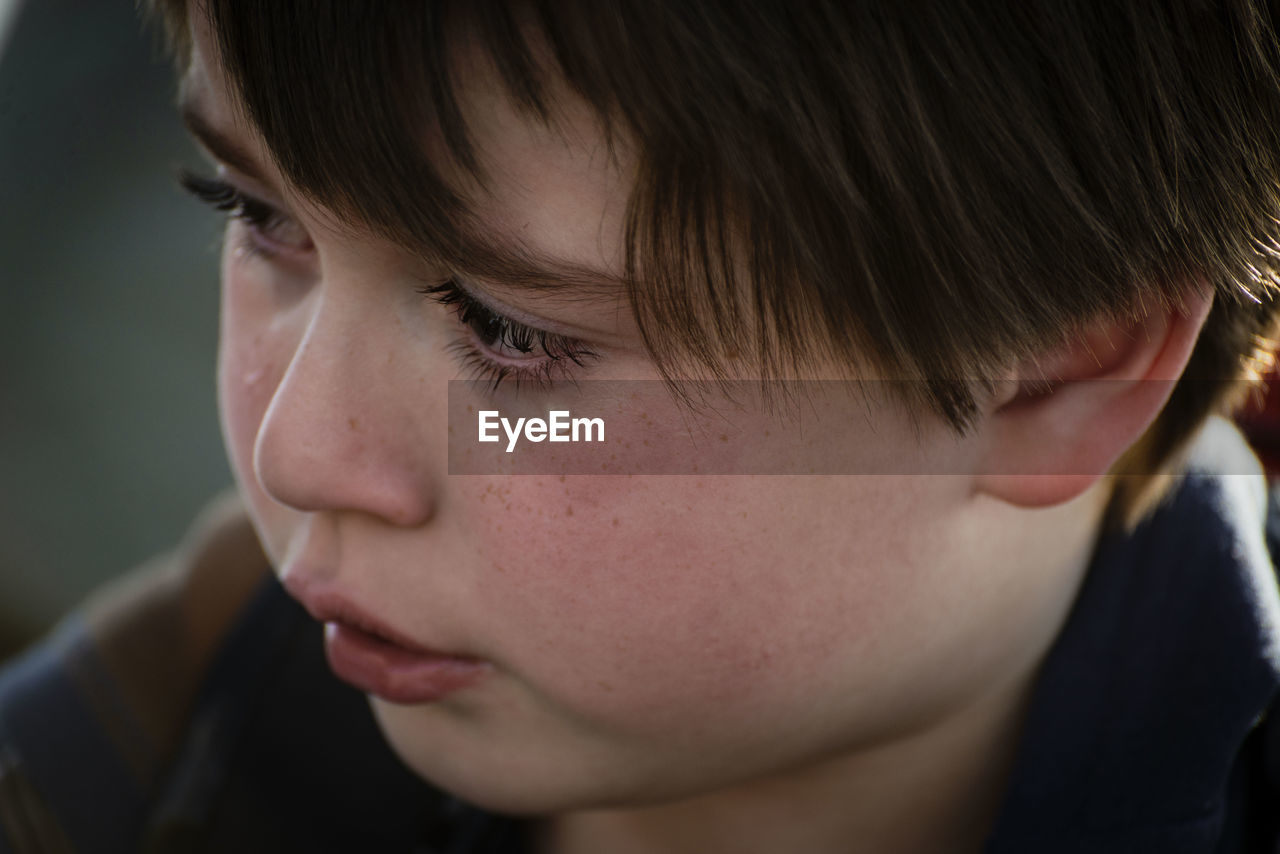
xmin=251 ymin=291 xmax=438 ymax=529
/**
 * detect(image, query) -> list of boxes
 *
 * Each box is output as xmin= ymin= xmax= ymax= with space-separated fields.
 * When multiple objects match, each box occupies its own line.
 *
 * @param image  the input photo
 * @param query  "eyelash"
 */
xmin=417 ymin=279 xmax=598 ymax=391
xmin=178 ymin=169 xmax=595 ymax=391
xmin=177 ymin=169 xmax=309 ymax=257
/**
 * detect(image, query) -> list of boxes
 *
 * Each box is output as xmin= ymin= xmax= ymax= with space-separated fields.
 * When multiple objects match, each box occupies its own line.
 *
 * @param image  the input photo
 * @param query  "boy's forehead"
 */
xmin=181 ymin=11 xmax=632 ymax=295
xmin=445 ymin=41 xmax=635 ymax=282
xmin=180 ymin=53 xmax=267 ymax=187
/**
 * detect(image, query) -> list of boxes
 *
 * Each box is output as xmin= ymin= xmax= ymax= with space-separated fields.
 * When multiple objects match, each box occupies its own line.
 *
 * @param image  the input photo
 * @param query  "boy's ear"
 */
xmin=972 ymin=289 xmax=1213 ymax=508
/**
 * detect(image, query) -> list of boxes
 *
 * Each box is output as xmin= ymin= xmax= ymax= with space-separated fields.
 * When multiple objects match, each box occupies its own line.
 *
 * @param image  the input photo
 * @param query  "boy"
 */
xmin=2 ymin=1 xmax=1279 ymax=851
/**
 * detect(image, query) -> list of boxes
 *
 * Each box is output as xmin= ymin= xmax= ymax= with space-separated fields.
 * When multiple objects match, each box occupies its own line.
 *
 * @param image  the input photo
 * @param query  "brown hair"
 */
xmin=145 ymin=0 xmax=1280 ymax=524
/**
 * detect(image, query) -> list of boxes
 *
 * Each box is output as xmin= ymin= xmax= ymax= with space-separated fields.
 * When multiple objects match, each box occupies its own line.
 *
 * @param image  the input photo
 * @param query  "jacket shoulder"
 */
xmin=0 ymin=493 xmax=271 ymax=854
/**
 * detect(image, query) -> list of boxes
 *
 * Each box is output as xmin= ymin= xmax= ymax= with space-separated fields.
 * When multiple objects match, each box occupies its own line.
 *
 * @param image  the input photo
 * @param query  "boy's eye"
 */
xmin=177 ymin=166 xmax=595 ymax=391
xmin=418 ymin=278 xmax=599 ymax=390
xmin=177 ymin=169 xmax=314 ymax=255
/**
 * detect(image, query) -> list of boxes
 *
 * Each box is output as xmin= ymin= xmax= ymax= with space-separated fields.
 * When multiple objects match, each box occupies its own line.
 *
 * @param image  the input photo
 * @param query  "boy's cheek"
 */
xmin=452 ymin=475 xmax=937 ymax=720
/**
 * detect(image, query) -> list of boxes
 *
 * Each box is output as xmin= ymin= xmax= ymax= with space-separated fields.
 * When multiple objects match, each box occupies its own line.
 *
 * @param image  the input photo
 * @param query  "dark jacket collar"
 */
xmin=986 ymin=422 xmax=1280 ymax=852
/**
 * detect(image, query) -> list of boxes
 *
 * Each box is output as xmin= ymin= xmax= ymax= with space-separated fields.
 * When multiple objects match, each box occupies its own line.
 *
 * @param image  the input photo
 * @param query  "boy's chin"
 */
xmin=369 ymin=695 xmax=605 ymax=815
xmin=368 ymin=694 xmax=744 ymax=817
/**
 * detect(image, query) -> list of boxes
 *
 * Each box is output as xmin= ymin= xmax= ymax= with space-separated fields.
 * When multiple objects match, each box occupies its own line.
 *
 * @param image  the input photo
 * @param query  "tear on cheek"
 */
xmin=219 ymin=344 xmax=278 ymax=448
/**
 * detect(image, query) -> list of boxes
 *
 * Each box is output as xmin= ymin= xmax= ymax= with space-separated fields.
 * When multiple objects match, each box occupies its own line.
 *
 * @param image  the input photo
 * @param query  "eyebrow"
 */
xmin=176 ymin=93 xmax=625 ymax=299
xmin=179 ymin=98 xmax=272 ymax=185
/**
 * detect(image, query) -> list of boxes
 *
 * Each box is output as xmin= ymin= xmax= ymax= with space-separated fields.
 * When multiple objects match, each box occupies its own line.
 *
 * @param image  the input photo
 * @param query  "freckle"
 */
xmin=642 ymin=439 xmax=650 ymax=446
xmin=765 ymin=429 xmax=771 ymax=437
xmin=597 ymin=680 xmax=614 ymax=693
xmin=467 ymin=405 xmax=474 ymax=413
xmin=719 ymin=434 xmax=728 ymax=442
xmin=558 ymin=475 xmax=565 ymax=483
xmin=611 ymin=517 xmax=619 ymax=526
xmin=348 ymin=417 xmax=360 ymax=430
xmin=566 ymin=505 xmax=574 ymax=517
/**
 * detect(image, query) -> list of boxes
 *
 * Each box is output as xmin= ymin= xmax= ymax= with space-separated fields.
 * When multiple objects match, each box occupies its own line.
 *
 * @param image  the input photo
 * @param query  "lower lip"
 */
xmin=323 ymin=621 xmax=488 ymax=704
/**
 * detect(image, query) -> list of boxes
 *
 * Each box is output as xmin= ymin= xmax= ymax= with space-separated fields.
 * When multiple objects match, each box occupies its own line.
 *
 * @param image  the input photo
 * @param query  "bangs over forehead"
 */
xmin=189 ymin=2 xmax=615 ymax=290
xmin=152 ymin=1 xmax=1280 ymax=451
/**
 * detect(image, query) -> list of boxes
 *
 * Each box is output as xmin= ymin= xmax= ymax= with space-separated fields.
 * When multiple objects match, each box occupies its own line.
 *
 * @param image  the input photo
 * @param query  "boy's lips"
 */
xmin=323 ymin=620 xmax=489 ymax=704
xmin=284 ymin=578 xmax=489 ymax=704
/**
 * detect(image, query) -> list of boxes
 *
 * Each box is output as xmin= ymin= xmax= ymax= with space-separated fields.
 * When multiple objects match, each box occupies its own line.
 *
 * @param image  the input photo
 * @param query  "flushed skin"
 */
xmin=185 ymin=10 xmax=1214 ymax=854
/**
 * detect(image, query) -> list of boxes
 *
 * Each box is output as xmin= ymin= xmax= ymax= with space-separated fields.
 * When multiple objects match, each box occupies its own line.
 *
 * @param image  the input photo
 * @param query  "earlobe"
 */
xmin=973 ymin=289 xmax=1214 ymax=508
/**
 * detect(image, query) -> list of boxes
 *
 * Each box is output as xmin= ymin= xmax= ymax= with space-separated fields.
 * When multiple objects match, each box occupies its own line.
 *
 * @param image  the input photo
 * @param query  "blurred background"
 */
xmin=0 ymin=0 xmax=231 ymax=661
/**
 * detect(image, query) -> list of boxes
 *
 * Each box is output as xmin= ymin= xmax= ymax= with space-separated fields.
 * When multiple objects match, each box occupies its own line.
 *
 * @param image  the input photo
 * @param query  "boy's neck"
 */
xmin=533 ymin=679 xmax=1030 ymax=854
xmin=531 ymin=482 xmax=1113 ymax=854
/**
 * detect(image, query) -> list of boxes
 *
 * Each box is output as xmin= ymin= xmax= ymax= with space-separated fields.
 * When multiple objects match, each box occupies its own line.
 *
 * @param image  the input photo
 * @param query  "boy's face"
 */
xmin=185 ymin=17 xmax=1101 ymax=812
